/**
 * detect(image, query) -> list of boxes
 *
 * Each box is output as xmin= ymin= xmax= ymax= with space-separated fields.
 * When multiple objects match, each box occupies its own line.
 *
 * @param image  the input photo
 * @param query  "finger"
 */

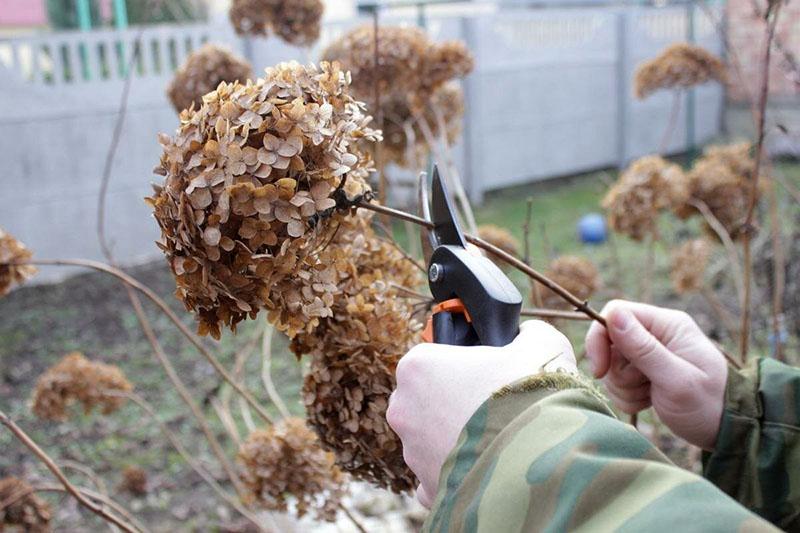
xmin=417 ymin=483 xmax=434 ymax=509
xmin=603 ymin=300 xmax=687 ymax=344
xmin=585 ymin=319 xmax=611 ymax=378
xmin=605 ymin=380 xmax=651 ymax=404
xmin=605 ymin=347 xmax=649 ymax=388
xmin=605 ymin=307 xmax=695 ymax=387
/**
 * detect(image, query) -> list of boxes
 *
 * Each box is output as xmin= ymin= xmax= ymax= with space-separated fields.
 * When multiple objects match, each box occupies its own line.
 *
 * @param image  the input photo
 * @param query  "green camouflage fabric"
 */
xmin=423 ymin=372 xmax=777 ymax=532
xmin=704 ymin=358 xmax=800 ymax=530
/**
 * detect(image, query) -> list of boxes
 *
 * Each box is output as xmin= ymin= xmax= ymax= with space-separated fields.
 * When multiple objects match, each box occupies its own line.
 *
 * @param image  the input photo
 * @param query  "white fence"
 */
xmin=0 ymin=5 xmax=723 ymax=281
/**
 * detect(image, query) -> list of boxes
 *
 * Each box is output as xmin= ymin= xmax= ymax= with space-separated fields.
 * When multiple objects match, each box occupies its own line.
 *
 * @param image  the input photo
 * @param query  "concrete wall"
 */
xmin=0 ymin=5 xmax=724 ymax=281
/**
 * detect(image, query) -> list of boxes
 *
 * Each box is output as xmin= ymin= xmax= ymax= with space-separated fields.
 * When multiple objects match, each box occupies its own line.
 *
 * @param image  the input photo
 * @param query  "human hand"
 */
xmin=585 ymin=300 xmax=728 ymax=450
xmin=387 ymin=320 xmax=576 ymax=508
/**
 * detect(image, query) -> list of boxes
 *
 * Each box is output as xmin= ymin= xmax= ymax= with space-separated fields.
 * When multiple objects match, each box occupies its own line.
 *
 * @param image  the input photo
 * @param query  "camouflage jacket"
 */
xmin=704 ymin=358 xmax=800 ymax=530
xmin=422 ymin=369 xmax=783 ymax=532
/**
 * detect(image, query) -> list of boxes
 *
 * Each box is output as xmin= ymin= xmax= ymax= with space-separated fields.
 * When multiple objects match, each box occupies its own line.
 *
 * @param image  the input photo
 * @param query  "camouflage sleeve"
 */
xmin=703 ymin=357 xmax=800 ymax=530
xmin=423 ymin=372 xmax=777 ymax=533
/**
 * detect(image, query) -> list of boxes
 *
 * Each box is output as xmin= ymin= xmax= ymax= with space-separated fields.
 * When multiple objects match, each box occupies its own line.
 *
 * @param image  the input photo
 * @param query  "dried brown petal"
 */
xmin=634 ymin=43 xmax=727 ymax=99
xmin=30 ymin=352 xmax=133 ymax=421
xmin=0 ymin=227 xmax=37 ymax=297
xmin=238 ymin=418 xmax=346 ymax=521
xmin=167 ymin=43 xmax=252 ymax=113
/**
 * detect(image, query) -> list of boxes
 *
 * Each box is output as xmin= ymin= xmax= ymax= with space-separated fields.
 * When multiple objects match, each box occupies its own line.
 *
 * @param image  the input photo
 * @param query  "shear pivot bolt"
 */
xmin=429 ymin=263 xmax=444 ymax=283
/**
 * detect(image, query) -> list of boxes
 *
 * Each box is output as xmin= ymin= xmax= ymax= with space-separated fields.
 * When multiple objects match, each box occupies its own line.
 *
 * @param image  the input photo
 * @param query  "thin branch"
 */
xmin=260 ymin=325 xmax=291 ymax=419
xmin=0 ymin=410 xmax=139 ymax=533
xmin=7 ymin=258 xmax=274 ymax=425
xmin=119 ymin=392 xmax=265 ymax=531
xmin=339 ymin=503 xmax=368 ymax=533
xmin=740 ymin=3 xmax=782 ymax=362
xmin=59 ymin=460 xmax=109 ymax=499
xmin=357 ymin=201 xmax=607 ymax=326
xmin=521 ymin=308 xmax=592 ymax=321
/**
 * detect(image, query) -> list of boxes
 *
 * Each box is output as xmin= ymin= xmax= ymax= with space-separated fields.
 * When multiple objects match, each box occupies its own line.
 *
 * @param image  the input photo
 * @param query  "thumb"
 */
xmin=606 ymin=308 xmax=693 ymax=386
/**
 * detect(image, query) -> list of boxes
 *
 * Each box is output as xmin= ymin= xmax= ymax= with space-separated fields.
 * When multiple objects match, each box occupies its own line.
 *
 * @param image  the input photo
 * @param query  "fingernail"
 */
xmin=612 ymin=309 xmax=631 ymax=331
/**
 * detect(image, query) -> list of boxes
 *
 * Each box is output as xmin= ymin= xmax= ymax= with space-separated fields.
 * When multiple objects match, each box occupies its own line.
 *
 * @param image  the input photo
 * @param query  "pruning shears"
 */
xmin=420 ymin=166 xmax=522 ymax=347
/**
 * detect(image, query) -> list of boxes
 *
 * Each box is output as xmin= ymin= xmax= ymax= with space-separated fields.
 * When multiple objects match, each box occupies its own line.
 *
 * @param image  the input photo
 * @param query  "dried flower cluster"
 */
xmin=602 ymin=155 xmax=688 ymax=241
xmin=149 ymin=61 xmax=380 ymax=339
xmin=238 ymin=417 xmax=346 ymax=521
xmin=634 ymin=43 xmax=727 ymax=99
xmin=30 ymin=352 xmax=132 ymax=421
xmin=0 ymin=228 xmax=36 ymax=298
xmin=671 ymin=239 xmax=712 ymax=294
xmin=477 ymin=224 xmax=520 ymax=268
xmin=119 ymin=466 xmax=148 ymax=496
xmin=321 ymin=25 xmax=474 ymax=110
xmin=680 ymin=142 xmax=759 ymax=239
xmin=382 ymin=82 xmax=465 ymax=168
xmin=229 ymin=0 xmax=324 ymax=47
xmin=539 ymin=256 xmax=600 ymax=309
xmin=167 ymin=44 xmax=253 ymax=114
xmin=296 ymin=212 xmax=422 ymax=492
xmin=0 ymin=477 xmax=51 ymax=532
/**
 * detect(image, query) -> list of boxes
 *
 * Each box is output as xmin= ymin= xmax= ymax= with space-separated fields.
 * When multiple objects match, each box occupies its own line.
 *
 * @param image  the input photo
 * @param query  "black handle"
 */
xmin=432 ymin=311 xmax=480 ymax=346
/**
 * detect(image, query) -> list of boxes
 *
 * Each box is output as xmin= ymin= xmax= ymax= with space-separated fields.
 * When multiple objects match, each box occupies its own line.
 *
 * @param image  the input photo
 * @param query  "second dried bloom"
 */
xmin=634 ymin=42 xmax=727 ymax=99
xmin=671 ymin=239 xmax=712 ymax=294
xmin=602 ymin=155 xmax=688 ymax=241
xmin=539 ymin=255 xmax=601 ymax=309
xmin=238 ymin=417 xmax=346 ymax=521
xmin=31 ymin=352 xmax=132 ymax=421
xmin=0 ymin=477 xmax=51 ymax=533
xmin=229 ymin=0 xmax=324 ymax=47
xmin=167 ymin=44 xmax=253 ymax=113
xmin=0 ymin=227 xmax=37 ymax=297
xmin=119 ymin=466 xmax=148 ymax=496
xmin=477 ymin=224 xmax=520 ymax=269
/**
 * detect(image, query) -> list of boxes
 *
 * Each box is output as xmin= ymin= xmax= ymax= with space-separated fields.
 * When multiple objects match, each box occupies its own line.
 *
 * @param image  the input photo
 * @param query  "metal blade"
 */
xmin=431 ymin=165 xmax=467 ymax=248
xmin=417 ymin=171 xmax=435 ymax=263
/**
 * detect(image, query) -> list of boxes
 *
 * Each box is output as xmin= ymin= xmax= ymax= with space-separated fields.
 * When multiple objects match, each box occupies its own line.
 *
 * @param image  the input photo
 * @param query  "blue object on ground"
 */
xmin=578 ymin=213 xmax=607 ymax=244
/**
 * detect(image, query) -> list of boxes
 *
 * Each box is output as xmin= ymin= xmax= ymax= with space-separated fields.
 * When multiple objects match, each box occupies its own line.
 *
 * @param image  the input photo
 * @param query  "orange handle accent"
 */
xmin=422 ymin=298 xmax=472 ymax=343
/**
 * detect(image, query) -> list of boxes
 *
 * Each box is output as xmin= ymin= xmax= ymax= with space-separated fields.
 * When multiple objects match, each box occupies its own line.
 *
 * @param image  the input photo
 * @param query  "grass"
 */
xmin=2 ymin=158 xmax=799 ymax=530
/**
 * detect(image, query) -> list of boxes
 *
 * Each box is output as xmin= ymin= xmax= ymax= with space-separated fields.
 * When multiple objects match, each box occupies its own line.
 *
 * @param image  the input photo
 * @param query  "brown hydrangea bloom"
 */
xmin=321 ymin=25 xmax=474 ymax=110
xmin=635 ymin=43 xmax=727 ymax=99
xmin=539 ymin=256 xmax=601 ymax=309
xmin=148 ymin=61 xmax=380 ymax=339
xmin=238 ymin=417 xmax=346 ymax=521
xmin=679 ymin=143 xmax=758 ymax=239
xmin=119 ymin=466 xmax=148 ymax=496
xmin=671 ymin=239 xmax=712 ymax=294
xmin=0 ymin=228 xmax=37 ymax=297
xmin=477 ymin=224 xmax=520 ymax=269
xmin=295 ymin=211 xmax=422 ymax=492
xmin=167 ymin=44 xmax=252 ymax=114
xmin=229 ymin=0 xmax=324 ymax=47
xmin=382 ymin=82 xmax=465 ymax=168
xmin=602 ymin=155 xmax=688 ymax=241
xmin=31 ymin=352 xmax=133 ymax=421
xmin=0 ymin=477 xmax=52 ymax=532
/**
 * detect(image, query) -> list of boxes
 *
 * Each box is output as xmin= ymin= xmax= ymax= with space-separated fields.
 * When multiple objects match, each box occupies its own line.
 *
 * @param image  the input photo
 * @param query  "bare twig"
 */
xmin=260 ymin=325 xmax=291 ymax=419
xmin=521 ymin=308 xmax=592 ymax=321
xmin=0 ymin=410 xmax=140 ymax=533
xmin=60 ymin=460 xmax=109 ymax=498
xmin=7 ymin=258 xmax=273 ymax=425
xmin=767 ymin=169 xmax=785 ymax=360
xmin=357 ymin=201 xmax=607 ymax=325
xmin=740 ymin=3 xmax=782 ymax=362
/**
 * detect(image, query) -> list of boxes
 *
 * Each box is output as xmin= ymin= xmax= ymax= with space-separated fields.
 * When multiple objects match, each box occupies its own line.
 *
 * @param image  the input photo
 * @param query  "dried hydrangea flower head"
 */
xmin=0 ymin=228 xmax=37 ymax=297
xmin=602 ymin=155 xmax=688 ymax=241
xmin=295 ymin=212 xmax=422 ymax=492
xmin=382 ymin=82 xmax=465 ymax=168
xmin=238 ymin=417 xmax=346 ymax=521
xmin=671 ymin=239 xmax=712 ymax=294
xmin=167 ymin=44 xmax=253 ymax=114
xmin=539 ymin=256 xmax=600 ymax=309
xmin=149 ymin=61 xmax=380 ymax=339
xmin=680 ymin=142 xmax=758 ymax=239
xmin=31 ymin=352 xmax=133 ymax=421
xmin=229 ymin=0 xmax=324 ymax=47
xmin=477 ymin=224 xmax=520 ymax=269
xmin=634 ymin=43 xmax=727 ymax=99
xmin=0 ymin=477 xmax=52 ymax=533
xmin=119 ymin=466 xmax=148 ymax=496
xmin=322 ymin=25 xmax=474 ymax=110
